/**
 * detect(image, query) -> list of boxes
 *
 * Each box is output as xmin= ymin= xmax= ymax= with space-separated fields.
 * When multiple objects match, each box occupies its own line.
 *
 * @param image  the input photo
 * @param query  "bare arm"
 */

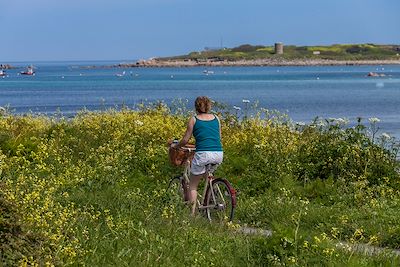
xmin=174 ymin=117 xmax=195 ymax=148
xmin=216 ymin=115 xmax=222 ymax=140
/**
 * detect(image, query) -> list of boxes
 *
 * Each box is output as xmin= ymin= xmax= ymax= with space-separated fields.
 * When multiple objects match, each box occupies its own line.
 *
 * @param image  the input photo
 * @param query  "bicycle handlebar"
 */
xmin=177 ymin=146 xmax=196 ymax=152
xmin=171 ymin=145 xmax=196 ymax=152
xmin=168 ymin=140 xmax=196 ymax=152
xmin=169 ymin=144 xmax=196 ymax=152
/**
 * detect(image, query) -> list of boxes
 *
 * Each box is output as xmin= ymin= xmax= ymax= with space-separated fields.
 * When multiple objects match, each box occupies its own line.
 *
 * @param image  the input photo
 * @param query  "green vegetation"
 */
xmin=1 ymin=103 xmax=400 ymax=266
xmin=162 ymin=43 xmax=400 ymax=61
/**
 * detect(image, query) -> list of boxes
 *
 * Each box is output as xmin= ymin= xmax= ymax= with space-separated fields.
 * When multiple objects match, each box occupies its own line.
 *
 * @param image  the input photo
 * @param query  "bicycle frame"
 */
xmin=166 ymin=145 xmax=236 ymax=222
xmin=181 ymin=159 xmax=225 ymax=211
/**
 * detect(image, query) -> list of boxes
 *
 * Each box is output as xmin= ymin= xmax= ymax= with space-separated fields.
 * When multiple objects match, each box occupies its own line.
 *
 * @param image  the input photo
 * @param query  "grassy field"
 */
xmin=1 ymin=103 xmax=400 ymax=266
xmin=162 ymin=43 xmax=400 ymax=61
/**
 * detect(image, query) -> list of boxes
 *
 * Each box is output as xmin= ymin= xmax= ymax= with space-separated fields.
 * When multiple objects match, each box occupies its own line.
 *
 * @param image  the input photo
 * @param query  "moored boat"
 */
xmin=367 ymin=72 xmax=385 ymax=77
xmin=203 ymin=69 xmax=214 ymax=75
xmin=21 ymin=65 xmax=35 ymax=75
xmin=115 ymin=71 xmax=126 ymax=77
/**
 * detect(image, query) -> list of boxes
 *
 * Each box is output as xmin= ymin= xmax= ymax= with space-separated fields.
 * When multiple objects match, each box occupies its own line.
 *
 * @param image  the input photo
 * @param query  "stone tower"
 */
xmin=275 ymin=42 xmax=284 ymax=54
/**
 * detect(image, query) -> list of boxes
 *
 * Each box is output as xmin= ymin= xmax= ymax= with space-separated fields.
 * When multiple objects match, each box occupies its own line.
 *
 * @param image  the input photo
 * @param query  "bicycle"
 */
xmin=165 ymin=145 xmax=237 ymax=222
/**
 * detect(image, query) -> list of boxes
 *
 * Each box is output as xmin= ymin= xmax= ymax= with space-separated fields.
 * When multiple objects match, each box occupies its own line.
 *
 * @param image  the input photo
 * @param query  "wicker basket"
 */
xmin=168 ymin=144 xmax=196 ymax=166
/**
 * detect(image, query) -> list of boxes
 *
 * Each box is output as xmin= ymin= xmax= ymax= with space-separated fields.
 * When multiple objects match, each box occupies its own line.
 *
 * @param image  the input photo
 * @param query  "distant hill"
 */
xmin=159 ymin=43 xmax=400 ymax=61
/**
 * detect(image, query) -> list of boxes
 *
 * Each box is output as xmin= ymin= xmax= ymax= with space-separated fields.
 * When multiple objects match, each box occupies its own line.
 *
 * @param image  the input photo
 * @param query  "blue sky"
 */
xmin=1 ymin=0 xmax=399 ymax=62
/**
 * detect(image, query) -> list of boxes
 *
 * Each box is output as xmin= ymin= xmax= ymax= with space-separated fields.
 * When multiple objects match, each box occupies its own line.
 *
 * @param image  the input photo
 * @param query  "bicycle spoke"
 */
xmin=205 ymin=179 xmax=235 ymax=223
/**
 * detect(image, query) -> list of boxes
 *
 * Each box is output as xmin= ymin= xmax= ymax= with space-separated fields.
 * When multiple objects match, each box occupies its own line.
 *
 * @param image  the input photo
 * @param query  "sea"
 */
xmin=1 ymin=61 xmax=400 ymax=137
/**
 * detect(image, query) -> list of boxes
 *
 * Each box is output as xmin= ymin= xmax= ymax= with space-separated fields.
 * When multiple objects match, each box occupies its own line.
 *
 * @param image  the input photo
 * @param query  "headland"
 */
xmin=116 ymin=43 xmax=400 ymax=68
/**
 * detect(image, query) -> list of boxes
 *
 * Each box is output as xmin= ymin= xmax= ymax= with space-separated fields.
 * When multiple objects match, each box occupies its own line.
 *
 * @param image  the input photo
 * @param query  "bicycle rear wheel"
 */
xmin=204 ymin=178 xmax=236 ymax=223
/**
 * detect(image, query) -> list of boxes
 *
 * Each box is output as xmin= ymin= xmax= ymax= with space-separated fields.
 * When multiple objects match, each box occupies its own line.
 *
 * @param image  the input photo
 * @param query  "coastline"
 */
xmin=93 ymin=58 xmax=400 ymax=68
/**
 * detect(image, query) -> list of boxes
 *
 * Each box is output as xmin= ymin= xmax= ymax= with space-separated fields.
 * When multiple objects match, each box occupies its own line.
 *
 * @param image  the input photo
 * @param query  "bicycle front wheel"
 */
xmin=165 ymin=176 xmax=187 ymax=203
xmin=204 ymin=178 xmax=236 ymax=223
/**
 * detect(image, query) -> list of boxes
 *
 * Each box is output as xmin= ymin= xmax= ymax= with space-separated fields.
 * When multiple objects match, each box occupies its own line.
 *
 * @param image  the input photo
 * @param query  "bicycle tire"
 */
xmin=204 ymin=178 xmax=236 ymax=223
xmin=165 ymin=176 xmax=188 ymax=204
xmin=163 ymin=176 xmax=187 ymax=217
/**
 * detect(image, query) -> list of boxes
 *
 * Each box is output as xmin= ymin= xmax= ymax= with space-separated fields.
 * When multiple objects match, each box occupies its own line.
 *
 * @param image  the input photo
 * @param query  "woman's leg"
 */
xmin=189 ymin=173 xmax=205 ymax=215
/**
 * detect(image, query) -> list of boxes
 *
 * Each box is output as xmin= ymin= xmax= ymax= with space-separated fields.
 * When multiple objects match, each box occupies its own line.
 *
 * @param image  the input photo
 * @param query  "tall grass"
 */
xmin=1 ymin=104 xmax=400 ymax=266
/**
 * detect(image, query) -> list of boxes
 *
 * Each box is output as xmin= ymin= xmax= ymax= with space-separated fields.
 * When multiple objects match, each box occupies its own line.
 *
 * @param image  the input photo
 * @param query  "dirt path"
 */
xmin=237 ymin=226 xmax=272 ymax=237
xmin=237 ymin=226 xmax=400 ymax=257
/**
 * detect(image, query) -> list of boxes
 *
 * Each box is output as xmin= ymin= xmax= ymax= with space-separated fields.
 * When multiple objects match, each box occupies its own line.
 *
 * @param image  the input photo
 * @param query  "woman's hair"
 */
xmin=195 ymin=96 xmax=212 ymax=113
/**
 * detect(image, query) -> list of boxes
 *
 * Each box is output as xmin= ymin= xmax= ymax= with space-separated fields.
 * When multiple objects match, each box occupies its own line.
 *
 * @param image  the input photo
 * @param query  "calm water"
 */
xmin=1 ymin=61 xmax=400 ymax=136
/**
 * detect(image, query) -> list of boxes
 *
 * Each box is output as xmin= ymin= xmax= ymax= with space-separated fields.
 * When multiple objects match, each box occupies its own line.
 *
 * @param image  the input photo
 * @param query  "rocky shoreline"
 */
xmin=4 ymin=59 xmax=400 ymax=70
xmin=92 ymin=58 xmax=400 ymax=68
xmin=0 ymin=64 xmax=15 ymax=69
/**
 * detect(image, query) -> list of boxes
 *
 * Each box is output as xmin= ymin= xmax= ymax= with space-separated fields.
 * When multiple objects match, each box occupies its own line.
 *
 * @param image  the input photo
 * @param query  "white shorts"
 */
xmin=191 ymin=151 xmax=223 ymax=175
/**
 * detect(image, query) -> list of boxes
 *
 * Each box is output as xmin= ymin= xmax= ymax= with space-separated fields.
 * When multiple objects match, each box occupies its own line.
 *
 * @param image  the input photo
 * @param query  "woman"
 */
xmin=171 ymin=96 xmax=223 ymax=215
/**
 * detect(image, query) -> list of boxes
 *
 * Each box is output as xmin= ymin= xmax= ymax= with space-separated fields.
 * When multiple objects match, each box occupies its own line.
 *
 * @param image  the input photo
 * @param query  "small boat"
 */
xmin=367 ymin=72 xmax=385 ymax=77
xmin=0 ymin=69 xmax=6 ymax=76
xmin=21 ymin=65 xmax=35 ymax=76
xmin=203 ymin=69 xmax=214 ymax=75
xmin=115 ymin=71 xmax=126 ymax=77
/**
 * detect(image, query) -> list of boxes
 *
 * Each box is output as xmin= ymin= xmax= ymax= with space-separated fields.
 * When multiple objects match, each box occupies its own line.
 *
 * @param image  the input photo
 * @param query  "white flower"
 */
xmin=135 ymin=120 xmax=144 ymax=126
xmin=381 ymin=133 xmax=391 ymax=139
xmin=334 ymin=118 xmax=349 ymax=125
xmin=327 ymin=117 xmax=349 ymax=126
xmin=242 ymin=99 xmax=250 ymax=103
xmin=233 ymin=106 xmax=241 ymax=111
xmin=368 ymin=117 xmax=380 ymax=123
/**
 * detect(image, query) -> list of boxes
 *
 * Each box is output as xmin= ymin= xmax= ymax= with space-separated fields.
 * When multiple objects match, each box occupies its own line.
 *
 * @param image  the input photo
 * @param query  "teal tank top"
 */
xmin=193 ymin=115 xmax=223 ymax=152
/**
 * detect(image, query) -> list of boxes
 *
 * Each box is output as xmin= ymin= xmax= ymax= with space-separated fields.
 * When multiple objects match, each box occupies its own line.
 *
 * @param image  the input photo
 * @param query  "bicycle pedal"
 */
xmin=216 ymin=203 xmax=225 ymax=211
